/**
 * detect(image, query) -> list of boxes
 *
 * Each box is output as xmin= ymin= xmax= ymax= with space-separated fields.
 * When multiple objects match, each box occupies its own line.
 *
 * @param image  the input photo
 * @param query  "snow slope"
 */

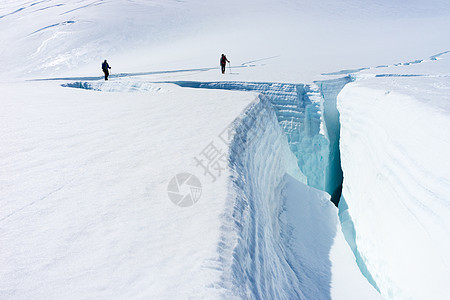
xmin=338 ymin=53 xmax=450 ymax=300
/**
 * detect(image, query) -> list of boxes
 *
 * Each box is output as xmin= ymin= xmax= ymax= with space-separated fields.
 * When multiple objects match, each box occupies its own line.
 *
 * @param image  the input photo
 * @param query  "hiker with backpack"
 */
xmin=220 ymin=54 xmax=230 ymax=74
xmin=102 ymin=60 xmax=111 ymax=80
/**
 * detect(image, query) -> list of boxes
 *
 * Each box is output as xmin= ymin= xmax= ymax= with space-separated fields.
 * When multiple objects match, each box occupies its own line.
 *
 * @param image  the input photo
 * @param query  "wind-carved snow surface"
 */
xmin=222 ymin=96 xmax=310 ymax=298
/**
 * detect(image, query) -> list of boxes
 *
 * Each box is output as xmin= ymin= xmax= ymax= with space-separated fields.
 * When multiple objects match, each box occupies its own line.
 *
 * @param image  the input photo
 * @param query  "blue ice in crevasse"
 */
xmin=173 ymin=81 xmax=331 ymax=195
xmin=173 ymin=78 xmax=380 ymax=296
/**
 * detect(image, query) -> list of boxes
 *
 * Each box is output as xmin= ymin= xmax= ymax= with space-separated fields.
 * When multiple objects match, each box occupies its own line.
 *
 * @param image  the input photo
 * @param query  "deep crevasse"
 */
xmin=60 ymin=78 xmax=383 ymax=298
xmin=214 ymin=88 xmax=381 ymax=299
xmin=173 ymin=81 xmax=330 ymax=192
xmin=219 ymin=95 xmax=336 ymax=299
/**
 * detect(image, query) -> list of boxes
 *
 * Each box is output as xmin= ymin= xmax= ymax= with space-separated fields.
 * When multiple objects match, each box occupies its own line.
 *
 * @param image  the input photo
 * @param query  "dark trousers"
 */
xmin=103 ymin=69 xmax=109 ymax=80
xmin=221 ymin=64 xmax=226 ymax=74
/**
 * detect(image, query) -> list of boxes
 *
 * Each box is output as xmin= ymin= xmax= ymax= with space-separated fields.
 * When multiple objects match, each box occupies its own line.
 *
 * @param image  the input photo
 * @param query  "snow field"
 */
xmin=0 ymin=80 xmax=254 ymax=299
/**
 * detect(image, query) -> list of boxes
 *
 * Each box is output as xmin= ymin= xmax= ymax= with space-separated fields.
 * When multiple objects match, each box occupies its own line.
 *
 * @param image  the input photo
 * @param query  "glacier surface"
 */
xmin=2 ymin=0 xmax=450 ymax=299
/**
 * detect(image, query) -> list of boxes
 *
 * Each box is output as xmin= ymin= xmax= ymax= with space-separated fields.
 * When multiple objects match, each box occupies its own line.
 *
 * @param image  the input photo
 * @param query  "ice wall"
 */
xmin=218 ymin=90 xmax=382 ymax=299
xmin=219 ymin=96 xmax=303 ymax=298
xmin=219 ymin=96 xmax=337 ymax=299
xmin=338 ymin=78 xmax=450 ymax=300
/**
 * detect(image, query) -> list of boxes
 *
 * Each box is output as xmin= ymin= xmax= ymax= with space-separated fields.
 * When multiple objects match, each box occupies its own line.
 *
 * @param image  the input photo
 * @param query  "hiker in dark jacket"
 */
xmin=220 ymin=54 xmax=230 ymax=74
xmin=102 ymin=60 xmax=111 ymax=80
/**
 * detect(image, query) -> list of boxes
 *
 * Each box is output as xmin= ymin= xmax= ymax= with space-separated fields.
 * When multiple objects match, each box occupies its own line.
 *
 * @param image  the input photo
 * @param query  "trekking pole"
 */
xmin=228 ymin=62 xmax=231 ymax=74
